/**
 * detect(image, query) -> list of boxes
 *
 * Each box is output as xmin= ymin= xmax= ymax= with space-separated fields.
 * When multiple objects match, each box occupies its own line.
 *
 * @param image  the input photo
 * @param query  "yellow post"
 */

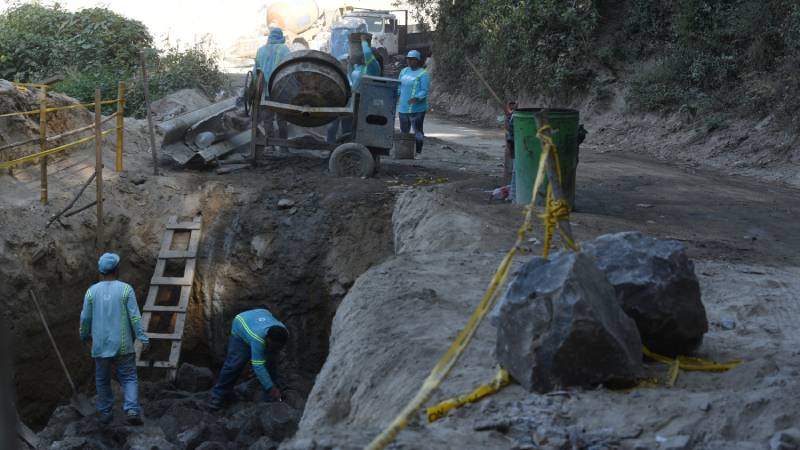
xmin=116 ymin=81 xmax=125 ymax=172
xmin=39 ymin=87 xmax=48 ymax=205
xmin=94 ymin=89 xmax=104 ymax=251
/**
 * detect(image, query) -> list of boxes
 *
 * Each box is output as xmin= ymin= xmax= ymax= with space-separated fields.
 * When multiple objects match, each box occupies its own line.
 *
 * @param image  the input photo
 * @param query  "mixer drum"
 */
xmin=268 ymin=50 xmax=352 ymax=127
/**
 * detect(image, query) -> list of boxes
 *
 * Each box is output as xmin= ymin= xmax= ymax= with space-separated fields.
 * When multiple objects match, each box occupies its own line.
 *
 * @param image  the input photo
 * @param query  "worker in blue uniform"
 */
xmin=327 ymin=34 xmax=382 ymax=144
xmin=255 ymin=27 xmax=291 ymax=142
xmin=209 ymin=308 xmax=289 ymax=410
xmin=397 ymin=50 xmax=431 ymax=154
xmin=79 ymin=253 xmax=149 ymax=425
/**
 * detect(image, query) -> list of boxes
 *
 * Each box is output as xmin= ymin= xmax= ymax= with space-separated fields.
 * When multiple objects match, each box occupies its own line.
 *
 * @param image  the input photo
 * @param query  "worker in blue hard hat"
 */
xmin=209 ymin=308 xmax=289 ymax=410
xmin=255 ymin=27 xmax=291 ymax=142
xmin=397 ymin=50 xmax=431 ymax=155
xmin=79 ymin=253 xmax=149 ymax=426
xmin=327 ymin=34 xmax=382 ymax=144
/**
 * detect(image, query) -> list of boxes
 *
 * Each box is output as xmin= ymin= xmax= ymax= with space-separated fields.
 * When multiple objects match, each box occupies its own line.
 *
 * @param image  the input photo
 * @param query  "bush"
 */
xmin=410 ymin=0 xmax=598 ymax=102
xmin=57 ymin=45 xmax=230 ymax=118
xmin=0 ymin=3 xmax=228 ymax=117
xmin=0 ymin=3 xmax=151 ymax=81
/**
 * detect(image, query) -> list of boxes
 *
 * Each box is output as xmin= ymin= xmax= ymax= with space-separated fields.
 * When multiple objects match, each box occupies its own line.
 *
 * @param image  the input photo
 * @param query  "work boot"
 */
xmin=99 ymin=413 xmax=113 ymax=425
xmin=126 ymin=411 xmax=143 ymax=426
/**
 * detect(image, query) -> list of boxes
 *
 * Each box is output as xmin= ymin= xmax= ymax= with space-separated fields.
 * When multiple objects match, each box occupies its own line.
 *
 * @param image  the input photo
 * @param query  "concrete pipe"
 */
xmin=268 ymin=50 xmax=351 ymax=127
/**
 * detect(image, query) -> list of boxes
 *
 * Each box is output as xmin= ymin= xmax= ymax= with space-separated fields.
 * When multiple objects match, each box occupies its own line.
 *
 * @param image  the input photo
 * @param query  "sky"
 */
xmin=0 ymin=0 xmax=409 ymax=51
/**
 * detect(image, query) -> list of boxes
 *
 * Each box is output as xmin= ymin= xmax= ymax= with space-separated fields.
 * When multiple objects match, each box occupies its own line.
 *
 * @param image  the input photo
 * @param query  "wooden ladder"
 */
xmin=135 ymin=215 xmax=202 ymax=380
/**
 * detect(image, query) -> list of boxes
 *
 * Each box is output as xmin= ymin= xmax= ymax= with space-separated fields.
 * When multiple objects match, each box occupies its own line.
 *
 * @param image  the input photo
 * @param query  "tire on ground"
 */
xmin=329 ymin=143 xmax=375 ymax=177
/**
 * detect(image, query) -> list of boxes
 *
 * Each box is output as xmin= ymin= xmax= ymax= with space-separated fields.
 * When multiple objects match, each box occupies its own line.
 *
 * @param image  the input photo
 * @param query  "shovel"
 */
xmin=29 ymin=290 xmax=96 ymax=417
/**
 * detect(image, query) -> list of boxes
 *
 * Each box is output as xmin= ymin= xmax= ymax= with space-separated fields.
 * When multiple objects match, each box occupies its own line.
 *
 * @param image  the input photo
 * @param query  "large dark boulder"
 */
xmin=495 ymin=252 xmax=643 ymax=392
xmin=582 ymin=232 xmax=708 ymax=355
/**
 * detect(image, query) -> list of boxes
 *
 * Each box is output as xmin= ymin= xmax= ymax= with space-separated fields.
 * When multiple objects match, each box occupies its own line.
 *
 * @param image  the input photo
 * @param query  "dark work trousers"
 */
xmin=210 ymin=334 xmax=279 ymax=402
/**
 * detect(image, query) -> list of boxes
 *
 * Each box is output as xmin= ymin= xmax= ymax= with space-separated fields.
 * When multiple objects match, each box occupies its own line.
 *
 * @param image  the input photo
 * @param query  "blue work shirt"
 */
xmin=254 ymin=43 xmax=290 ymax=82
xmin=397 ymin=67 xmax=430 ymax=114
xmin=231 ymin=309 xmax=288 ymax=391
xmin=79 ymin=280 xmax=149 ymax=358
xmin=349 ymin=41 xmax=381 ymax=90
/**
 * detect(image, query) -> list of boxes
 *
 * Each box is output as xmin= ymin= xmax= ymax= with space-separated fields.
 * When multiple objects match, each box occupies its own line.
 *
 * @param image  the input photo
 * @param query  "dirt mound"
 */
xmin=286 ymin=182 xmax=800 ymax=450
xmin=0 ymin=79 xmax=94 ymax=163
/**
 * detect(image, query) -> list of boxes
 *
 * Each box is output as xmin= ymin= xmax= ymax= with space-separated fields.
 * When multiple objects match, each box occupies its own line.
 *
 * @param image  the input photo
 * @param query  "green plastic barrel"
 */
xmin=513 ymin=108 xmax=580 ymax=209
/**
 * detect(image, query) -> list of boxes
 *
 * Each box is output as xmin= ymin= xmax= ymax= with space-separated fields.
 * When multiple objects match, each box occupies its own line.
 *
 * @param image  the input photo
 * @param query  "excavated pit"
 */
xmin=3 ymin=150 xmax=409 ymax=448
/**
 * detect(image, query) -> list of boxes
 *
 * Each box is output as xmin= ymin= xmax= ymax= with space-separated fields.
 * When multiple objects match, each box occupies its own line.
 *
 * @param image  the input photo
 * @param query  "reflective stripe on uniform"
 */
xmin=410 ymin=69 xmax=428 ymax=99
xmin=236 ymin=315 xmax=265 ymax=344
xmin=251 ymin=359 xmax=266 ymax=366
xmin=119 ymin=285 xmax=131 ymax=354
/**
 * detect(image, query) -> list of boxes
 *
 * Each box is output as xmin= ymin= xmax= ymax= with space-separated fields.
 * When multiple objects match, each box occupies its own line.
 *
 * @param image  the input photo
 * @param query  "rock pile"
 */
xmin=34 ymin=364 xmax=301 ymax=450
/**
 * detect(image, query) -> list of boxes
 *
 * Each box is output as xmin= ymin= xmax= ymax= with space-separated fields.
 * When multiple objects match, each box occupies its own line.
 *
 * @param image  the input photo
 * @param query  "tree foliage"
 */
xmin=409 ymin=0 xmax=598 ymax=103
xmin=0 ymin=3 xmax=151 ymax=80
xmin=0 ymin=2 xmax=229 ymax=117
xmin=406 ymin=0 xmax=800 ymax=125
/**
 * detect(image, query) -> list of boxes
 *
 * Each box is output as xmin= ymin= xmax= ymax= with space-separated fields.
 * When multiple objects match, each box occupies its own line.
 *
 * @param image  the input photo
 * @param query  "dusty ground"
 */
xmin=2 ymin=83 xmax=799 ymax=449
xmin=284 ymin=114 xmax=800 ymax=449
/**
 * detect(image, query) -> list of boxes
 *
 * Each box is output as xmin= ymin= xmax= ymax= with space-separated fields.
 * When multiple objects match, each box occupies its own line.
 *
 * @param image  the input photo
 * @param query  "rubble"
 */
xmin=35 ymin=376 xmax=302 ymax=450
xmin=495 ymin=251 xmax=643 ymax=392
xmin=582 ymin=232 xmax=708 ymax=355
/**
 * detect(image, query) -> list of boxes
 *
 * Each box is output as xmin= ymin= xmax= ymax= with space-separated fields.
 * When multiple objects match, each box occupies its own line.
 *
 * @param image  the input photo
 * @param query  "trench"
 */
xmin=9 ymin=159 xmax=396 ymax=448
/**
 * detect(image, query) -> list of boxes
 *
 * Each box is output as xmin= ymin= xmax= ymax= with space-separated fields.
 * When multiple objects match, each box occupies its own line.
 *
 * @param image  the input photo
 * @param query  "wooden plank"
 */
xmin=143 ymin=304 xmax=188 ymax=313
xmin=143 ymin=286 xmax=160 ymax=309
xmin=141 ymin=311 xmax=153 ymax=333
xmin=166 ymin=222 xmax=202 ymax=230
xmin=145 ymin=332 xmax=183 ymax=340
xmin=151 ymin=258 xmax=196 ymax=286
xmin=172 ymin=314 xmax=187 ymax=336
xmin=144 ymin=285 xmax=189 ymax=311
xmin=159 ymin=228 xmax=200 ymax=258
xmin=159 ymin=229 xmax=175 ymax=255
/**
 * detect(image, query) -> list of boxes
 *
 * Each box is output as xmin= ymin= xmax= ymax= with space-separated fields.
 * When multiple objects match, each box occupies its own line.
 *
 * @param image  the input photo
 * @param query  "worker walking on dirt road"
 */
xmin=79 ymin=253 xmax=149 ymax=426
xmin=209 ymin=309 xmax=289 ymax=410
xmin=398 ymin=50 xmax=431 ymax=155
xmin=255 ymin=27 xmax=291 ymax=141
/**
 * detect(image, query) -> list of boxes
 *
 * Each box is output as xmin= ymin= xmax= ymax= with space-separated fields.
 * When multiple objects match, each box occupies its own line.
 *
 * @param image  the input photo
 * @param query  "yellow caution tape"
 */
xmin=642 ymin=346 xmax=742 ymax=387
xmin=364 ymin=128 xmax=554 ymax=450
xmin=426 ymin=368 xmax=510 ymax=423
xmin=536 ymin=125 xmax=579 ymax=256
xmin=0 ymin=100 xmax=118 ymax=118
xmin=0 ymin=129 xmax=113 ymax=169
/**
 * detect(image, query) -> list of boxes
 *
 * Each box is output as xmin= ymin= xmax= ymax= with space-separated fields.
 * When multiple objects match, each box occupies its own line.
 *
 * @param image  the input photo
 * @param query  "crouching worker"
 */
xmin=209 ymin=308 xmax=288 ymax=410
xmin=79 ymin=253 xmax=150 ymax=425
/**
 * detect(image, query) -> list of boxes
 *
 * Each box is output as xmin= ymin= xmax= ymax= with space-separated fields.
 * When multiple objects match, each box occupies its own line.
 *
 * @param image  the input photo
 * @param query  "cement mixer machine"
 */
xmin=245 ymin=50 xmax=400 ymax=177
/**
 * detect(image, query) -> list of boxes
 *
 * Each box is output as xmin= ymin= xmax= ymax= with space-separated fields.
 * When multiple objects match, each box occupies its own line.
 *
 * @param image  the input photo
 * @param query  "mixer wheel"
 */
xmin=329 ymin=143 xmax=375 ymax=178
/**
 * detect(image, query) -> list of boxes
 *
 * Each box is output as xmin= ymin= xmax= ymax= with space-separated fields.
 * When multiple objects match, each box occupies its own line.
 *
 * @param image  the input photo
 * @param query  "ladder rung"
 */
xmin=143 ymin=305 xmax=188 ymax=313
xmin=145 ymin=332 xmax=183 ymax=340
xmin=166 ymin=222 xmax=202 ymax=230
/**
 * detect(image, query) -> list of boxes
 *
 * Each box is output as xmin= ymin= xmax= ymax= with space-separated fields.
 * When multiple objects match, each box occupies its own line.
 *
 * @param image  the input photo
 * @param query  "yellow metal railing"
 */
xmin=1 ymin=81 xmax=127 ymax=204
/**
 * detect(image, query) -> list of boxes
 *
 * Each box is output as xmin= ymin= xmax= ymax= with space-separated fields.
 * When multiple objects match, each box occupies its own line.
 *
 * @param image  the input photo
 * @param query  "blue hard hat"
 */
xmin=406 ymin=50 xmax=422 ymax=60
xmin=98 ymin=253 xmax=120 ymax=274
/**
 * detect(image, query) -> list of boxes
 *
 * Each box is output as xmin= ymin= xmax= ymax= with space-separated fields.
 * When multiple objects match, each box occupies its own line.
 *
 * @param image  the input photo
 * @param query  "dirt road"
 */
xmin=422 ymin=113 xmax=800 ymax=266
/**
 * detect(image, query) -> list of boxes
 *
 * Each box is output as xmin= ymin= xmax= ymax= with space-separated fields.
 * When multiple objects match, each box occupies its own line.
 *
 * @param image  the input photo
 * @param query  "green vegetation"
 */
xmin=407 ymin=0 xmax=800 ymax=126
xmin=0 ymin=3 xmax=228 ymax=117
